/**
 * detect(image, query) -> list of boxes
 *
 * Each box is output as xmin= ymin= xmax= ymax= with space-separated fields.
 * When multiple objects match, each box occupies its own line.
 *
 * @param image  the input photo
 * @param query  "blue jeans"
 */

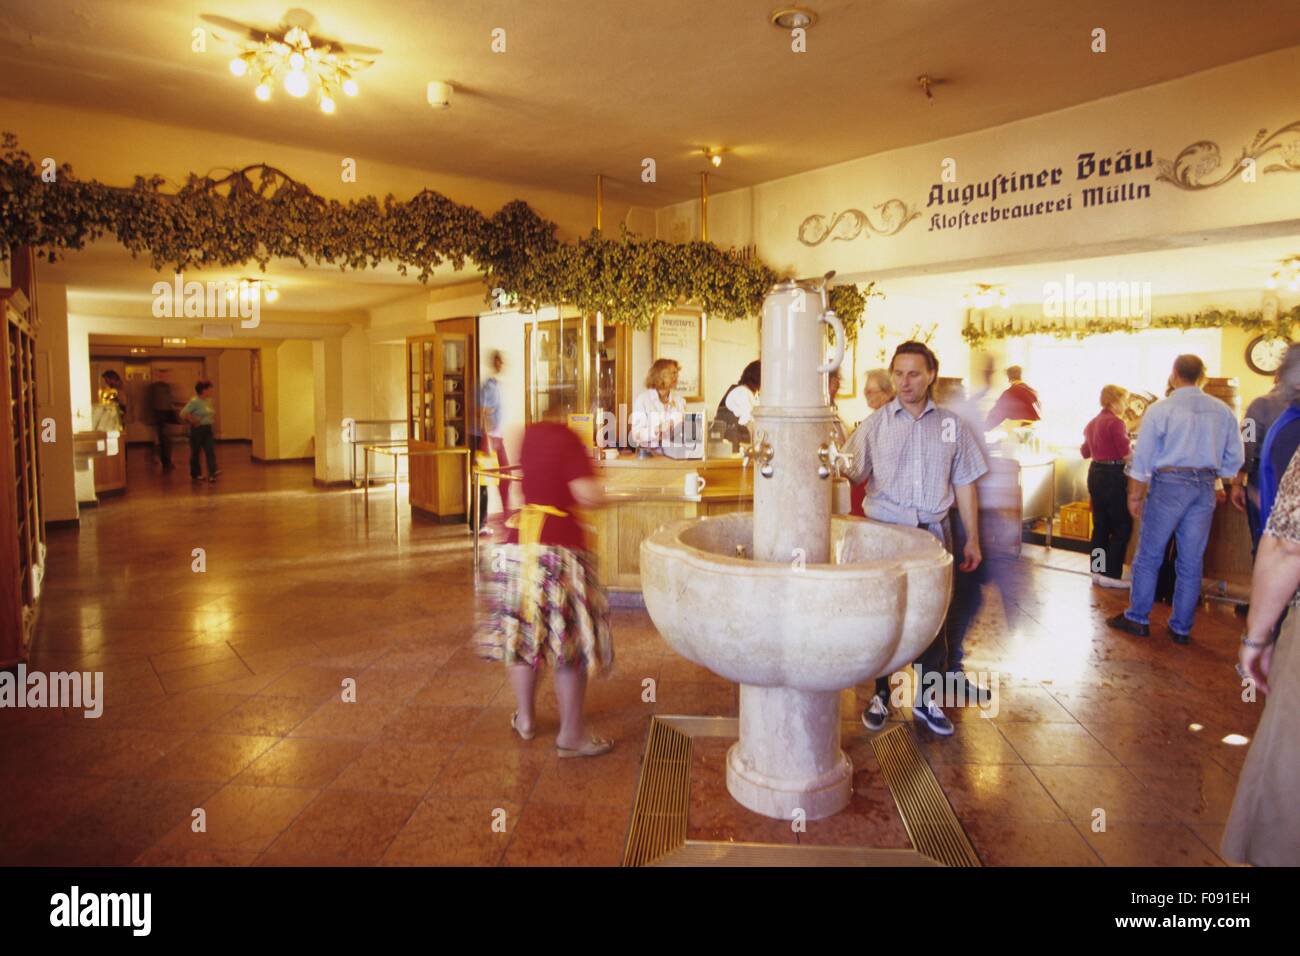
xmin=1125 ymin=471 xmax=1217 ymax=636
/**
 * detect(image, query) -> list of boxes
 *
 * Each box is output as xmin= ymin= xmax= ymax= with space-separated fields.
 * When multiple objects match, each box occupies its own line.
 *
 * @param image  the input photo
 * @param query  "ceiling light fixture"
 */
xmin=769 ymin=5 xmax=818 ymax=29
xmin=202 ymin=14 xmax=380 ymax=114
xmin=703 ymin=147 xmax=723 ymax=168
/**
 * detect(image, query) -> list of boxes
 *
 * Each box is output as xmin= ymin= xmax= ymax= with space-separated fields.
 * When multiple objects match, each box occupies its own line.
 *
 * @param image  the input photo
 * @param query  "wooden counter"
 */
xmin=588 ymin=454 xmax=754 ymax=594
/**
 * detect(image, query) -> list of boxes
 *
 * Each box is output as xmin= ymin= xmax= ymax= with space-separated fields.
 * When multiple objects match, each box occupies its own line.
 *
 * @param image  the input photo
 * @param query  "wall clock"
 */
xmin=1246 ymin=334 xmax=1289 ymax=375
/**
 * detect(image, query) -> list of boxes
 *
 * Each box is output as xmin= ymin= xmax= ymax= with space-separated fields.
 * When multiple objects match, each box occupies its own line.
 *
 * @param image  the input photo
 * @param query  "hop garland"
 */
xmin=0 ymin=132 xmax=867 ymax=334
xmin=961 ymin=307 xmax=1300 ymax=347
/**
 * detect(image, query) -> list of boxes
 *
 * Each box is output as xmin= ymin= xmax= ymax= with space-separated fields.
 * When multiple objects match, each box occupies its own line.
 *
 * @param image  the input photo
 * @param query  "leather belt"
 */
xmin=1156 ymin=466 xmax=1216 ymax=474
xmin=1091 ymin=459 xmax=1125 ymax=465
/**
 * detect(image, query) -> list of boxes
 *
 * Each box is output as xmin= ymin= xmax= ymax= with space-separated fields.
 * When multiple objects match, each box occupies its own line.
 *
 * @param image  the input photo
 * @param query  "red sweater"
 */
xmin=1081 ymin=409 xmax=1131 ymax=461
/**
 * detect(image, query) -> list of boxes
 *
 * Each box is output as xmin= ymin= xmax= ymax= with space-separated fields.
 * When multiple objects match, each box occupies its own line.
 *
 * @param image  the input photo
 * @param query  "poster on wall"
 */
xmin=653 ymin=310 xmax=704 ymax=402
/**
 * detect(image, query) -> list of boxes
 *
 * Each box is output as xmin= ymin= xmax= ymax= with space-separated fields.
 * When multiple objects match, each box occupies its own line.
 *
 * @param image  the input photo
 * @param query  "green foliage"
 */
xmin=0 ymin=132 xmax=869 ymax=332
xmin=962 ymin=307 xmax=1300 ymax=347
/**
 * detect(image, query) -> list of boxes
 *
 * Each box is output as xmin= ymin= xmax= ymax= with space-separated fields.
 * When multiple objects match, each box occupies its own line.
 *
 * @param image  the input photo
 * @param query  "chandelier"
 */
xmin=203 ymin=13 xmax=380 ymax=114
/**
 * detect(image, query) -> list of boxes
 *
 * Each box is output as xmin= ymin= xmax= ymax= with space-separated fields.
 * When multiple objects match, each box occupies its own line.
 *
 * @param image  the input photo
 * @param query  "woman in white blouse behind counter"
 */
xmin=630 ymin=358 xmax=685 ymax=452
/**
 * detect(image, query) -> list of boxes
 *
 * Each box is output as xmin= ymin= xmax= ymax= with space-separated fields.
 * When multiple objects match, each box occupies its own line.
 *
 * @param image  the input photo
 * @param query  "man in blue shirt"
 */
xmin=1109 ymin=355 xmax=1244 ymax=644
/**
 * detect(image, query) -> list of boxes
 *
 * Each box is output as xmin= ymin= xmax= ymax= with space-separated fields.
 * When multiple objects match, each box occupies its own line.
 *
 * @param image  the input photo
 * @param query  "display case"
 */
xmin=406 ymin=318 xmax=475 ymax=520
xmin=525 ymin=312 xmax=631 ymax=440
xmin=1 ymin=282 xmax=44 ymax=666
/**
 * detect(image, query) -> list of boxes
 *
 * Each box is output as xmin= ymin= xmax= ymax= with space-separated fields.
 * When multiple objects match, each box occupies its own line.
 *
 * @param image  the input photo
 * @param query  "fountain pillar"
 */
xmin=725 ymin=278 xmax=852 ymax=820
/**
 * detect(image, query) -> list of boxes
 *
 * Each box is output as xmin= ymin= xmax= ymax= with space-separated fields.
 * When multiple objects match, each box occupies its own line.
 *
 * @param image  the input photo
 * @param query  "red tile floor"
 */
xmin=0 ymin=446 xmax=1259 ymax=866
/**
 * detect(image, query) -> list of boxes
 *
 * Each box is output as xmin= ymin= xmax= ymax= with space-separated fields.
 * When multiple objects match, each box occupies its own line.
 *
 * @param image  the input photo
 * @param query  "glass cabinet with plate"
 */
xmin=524 ymin=312 xmax=630 ymax=442
xmin=406 ymin=318 xmax=475 ymax=520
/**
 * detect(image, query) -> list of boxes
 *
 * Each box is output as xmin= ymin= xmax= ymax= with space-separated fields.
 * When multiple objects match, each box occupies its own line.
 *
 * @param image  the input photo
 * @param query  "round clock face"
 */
xmin=1247 ymin=335 xmax=1290 ymax=375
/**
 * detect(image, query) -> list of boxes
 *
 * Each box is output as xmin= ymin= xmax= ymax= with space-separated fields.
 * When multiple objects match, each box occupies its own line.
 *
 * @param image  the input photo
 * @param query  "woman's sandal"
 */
xmin=511 ymin=712 xmax=534 ymax=741
xmin=556 ymin=736 xmax=614 ymax=758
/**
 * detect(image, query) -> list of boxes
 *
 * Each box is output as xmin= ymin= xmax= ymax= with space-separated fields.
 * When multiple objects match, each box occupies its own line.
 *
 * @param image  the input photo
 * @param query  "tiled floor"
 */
xmin=0 ymin=447 xmax=1259 ymax=866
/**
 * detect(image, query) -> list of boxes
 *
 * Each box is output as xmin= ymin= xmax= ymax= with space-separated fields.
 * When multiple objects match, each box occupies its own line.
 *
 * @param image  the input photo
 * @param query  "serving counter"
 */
xmin=589 ymin=454 xmax=754 ymax=596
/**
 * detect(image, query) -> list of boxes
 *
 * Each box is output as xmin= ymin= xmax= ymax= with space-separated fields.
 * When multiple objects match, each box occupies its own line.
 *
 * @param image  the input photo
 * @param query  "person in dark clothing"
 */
xmin=712 ymin=360 xmax=760 ymax=447
xmin=1082 ymin=384 xmax=1134 ymax=587
xmin=985 ymin=365 xmax=1041 ymax=429
xmin=147 ymin=370 xmax=178 ymax=469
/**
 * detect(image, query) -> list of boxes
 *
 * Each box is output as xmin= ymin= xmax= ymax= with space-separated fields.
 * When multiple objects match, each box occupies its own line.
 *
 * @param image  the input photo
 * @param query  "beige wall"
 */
xmin=275 ymin=340 xmax=315 ymax=459
xmin=215 ymin=349 xmax=252 ymax=440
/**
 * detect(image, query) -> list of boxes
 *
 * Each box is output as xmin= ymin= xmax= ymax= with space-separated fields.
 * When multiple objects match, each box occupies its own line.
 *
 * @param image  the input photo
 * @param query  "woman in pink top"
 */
xmin=1081 ymin=384 xmax=1134 ymax=587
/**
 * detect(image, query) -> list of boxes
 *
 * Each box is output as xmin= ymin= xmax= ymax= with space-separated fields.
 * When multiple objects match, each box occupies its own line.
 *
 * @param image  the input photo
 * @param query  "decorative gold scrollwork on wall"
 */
xmin=797 ymin=198 xmax=920 ymax=246
xmin=1156 ymin=120 xmax=1300 ymax=190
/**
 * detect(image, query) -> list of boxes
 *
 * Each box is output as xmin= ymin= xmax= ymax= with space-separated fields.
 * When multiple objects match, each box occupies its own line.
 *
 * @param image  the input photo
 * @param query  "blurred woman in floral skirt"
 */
xmin=475 ymin=406 xmax=615 ymax=757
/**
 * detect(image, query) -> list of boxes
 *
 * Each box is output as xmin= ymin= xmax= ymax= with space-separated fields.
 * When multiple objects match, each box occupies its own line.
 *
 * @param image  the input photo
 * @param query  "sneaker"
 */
xmin=478 ymin=526 xmax=493 ymax=537
xmin=913 ymin=701 xmax=955 ymax=736
xmin=1106 ymin=612 xmax=1149 ymax=637
xmin=207 ymin=476 xmax=217 ymax=483
xmin=1092 ymin=573 xmax=1130 ymax=589
xmin=861 ymin=695 xmax=889 ymax=732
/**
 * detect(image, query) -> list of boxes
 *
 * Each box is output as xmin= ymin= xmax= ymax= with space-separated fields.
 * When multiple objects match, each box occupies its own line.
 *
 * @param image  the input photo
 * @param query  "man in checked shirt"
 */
xmin=843 ymin=341 xmax=989 ymax=736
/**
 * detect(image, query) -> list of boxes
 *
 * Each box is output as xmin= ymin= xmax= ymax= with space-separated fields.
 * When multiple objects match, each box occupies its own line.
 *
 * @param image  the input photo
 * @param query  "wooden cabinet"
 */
xmin=1 ymin=286 xmax=44 ymax=665
xmin=406 ymin=319 xmax=475 ymax=520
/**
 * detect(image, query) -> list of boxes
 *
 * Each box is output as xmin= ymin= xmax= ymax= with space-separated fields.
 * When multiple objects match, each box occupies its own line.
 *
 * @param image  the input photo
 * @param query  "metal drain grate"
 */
xmin=621 ymin=717 xmax=692 ymax=867
xmin=871 ymin=724 xmax=982 ymax=867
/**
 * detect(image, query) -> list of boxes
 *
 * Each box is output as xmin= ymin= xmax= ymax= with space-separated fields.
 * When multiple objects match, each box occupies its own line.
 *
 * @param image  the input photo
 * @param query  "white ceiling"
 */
xmin=2 ymin=0 xmax=1299 ymax=206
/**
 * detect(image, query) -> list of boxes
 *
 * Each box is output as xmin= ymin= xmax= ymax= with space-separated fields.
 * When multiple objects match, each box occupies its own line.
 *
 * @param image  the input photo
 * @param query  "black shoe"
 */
xmin=1169 ymin=628 xmax=1191 ymax=645
xmin=207 ymin=475 xmax=217 ymax=483
xmin=861 ymin=695 xmax=889 ymax=732
xmin=913 ymin=701 xmax=955 ymax=736
xmin=1106 ymin=613 xmax=1149 ymax=637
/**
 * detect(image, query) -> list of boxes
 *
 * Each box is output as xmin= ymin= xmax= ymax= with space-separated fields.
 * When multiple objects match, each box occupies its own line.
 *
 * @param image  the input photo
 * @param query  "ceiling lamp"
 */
xmin=769 ymin=6 xmax=818 ymax=29
xmin=202 ymin=13 xmax=380 ymax=113
xmin=225 ymin=278 xmax=277 ymax=303
xmin=703 ymin=147 xmax=723 ymax=168
xmin=963 ymin=283 xmax=1011 ymax=308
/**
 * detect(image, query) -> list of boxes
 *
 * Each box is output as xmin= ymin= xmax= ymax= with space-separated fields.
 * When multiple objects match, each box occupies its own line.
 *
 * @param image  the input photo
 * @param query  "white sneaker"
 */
xmin=1092 ymin=573 xmax=1130 ymax=589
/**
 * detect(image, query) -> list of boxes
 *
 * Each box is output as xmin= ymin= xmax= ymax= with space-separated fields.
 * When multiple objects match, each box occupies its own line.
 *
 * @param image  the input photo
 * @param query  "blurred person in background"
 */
xmin=146 ymin=368 xmax=178 ymax=470
xmin=630 ymin=358 xmax=685 ymax=453
xmin=1081 ymin=384 xmax=1133 ymax=588
xmin=181 ymin=380 xmax=220 ymax=482
xmin=985 ymin=364 xmax=1041 ymax=429
xmin=475 ymin=404 xmax=615 ymax=757
xmin=477 ymin=350 xmax=513 ymax=535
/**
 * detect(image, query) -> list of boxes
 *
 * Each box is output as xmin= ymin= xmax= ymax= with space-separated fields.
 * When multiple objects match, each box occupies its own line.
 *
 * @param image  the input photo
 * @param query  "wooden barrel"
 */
xmin=1204 ymin=377 xmax=1240 ymax=417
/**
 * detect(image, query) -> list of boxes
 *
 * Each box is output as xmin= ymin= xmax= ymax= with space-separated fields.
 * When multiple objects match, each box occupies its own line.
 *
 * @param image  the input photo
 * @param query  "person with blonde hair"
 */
xmin=863 ymin=368 xmax=894 ymax=411
xmin=630 ymin=358 xmax=685 ymax=453
xmin=1082 ymin=384 xmax=1133 ymax=588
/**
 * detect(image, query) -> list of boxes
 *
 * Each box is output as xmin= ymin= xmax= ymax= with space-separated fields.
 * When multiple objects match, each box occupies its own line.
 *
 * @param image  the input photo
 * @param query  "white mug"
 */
xmin=683 ymin=472 xmax=706 ymax=497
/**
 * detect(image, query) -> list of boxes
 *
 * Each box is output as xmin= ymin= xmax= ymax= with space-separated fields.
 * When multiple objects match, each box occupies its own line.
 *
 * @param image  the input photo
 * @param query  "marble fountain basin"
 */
xmin=640 ymin=512 xmax=953 ymax=692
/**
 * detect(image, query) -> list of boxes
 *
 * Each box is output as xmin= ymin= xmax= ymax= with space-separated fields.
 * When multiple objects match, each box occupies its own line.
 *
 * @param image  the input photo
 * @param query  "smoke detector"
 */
xmin=770 ymin=6 xmax=817 ymax=29
xmin=427 ymin=81 xmax=453 ymax=110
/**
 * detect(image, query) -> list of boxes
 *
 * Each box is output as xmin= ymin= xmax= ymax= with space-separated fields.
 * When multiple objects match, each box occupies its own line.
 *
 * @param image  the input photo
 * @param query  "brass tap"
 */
xmin=817 ymin=432 xmax=853 ymax=480
xmin=743 ymin=431 xmax=775 ymax=478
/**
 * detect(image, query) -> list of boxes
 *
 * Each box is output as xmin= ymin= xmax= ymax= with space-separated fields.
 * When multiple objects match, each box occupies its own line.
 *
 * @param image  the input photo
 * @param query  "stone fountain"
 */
xmin=640 ymin=278 xmax=952 ymax=820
